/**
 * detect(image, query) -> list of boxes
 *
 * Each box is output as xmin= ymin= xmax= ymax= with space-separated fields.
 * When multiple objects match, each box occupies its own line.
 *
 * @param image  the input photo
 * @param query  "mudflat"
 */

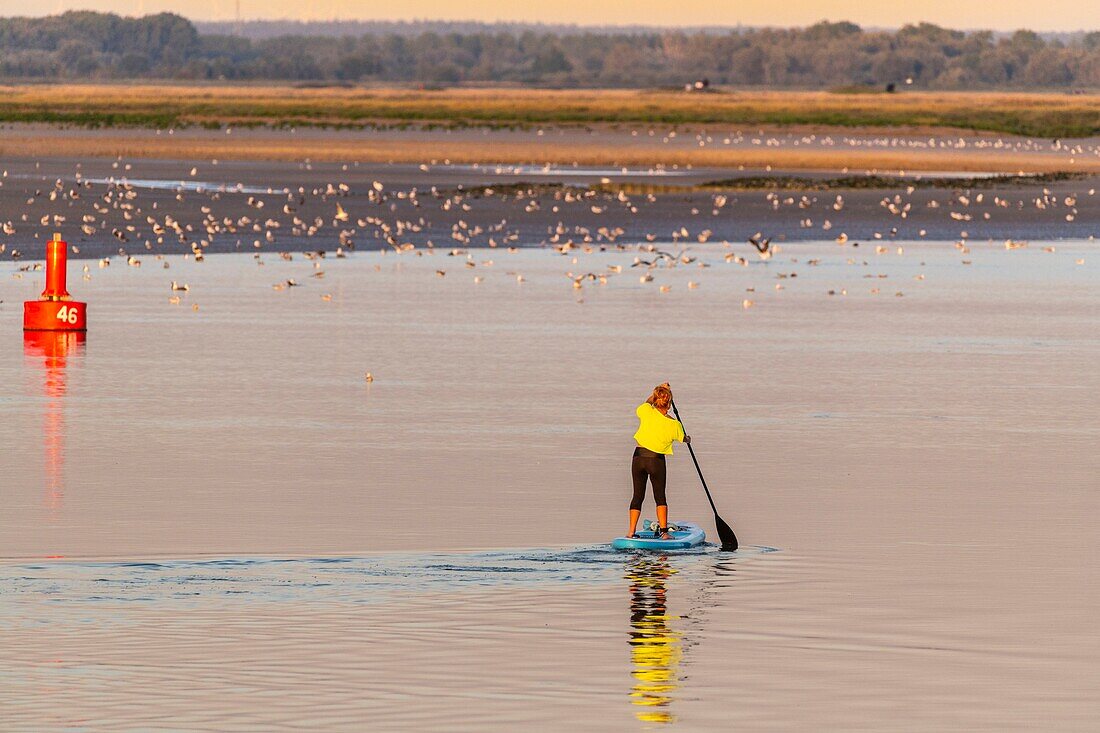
xmin=0 ymin=154 xmax=1096 ymax=266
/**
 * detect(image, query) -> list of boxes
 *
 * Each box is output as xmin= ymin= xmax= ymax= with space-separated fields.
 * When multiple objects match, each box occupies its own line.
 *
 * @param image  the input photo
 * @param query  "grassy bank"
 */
xmin=1 ymin=85 xmax=1099 ymax=137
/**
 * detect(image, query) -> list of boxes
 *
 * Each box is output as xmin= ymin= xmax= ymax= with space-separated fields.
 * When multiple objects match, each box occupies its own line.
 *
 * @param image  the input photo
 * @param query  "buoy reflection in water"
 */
xmin=24 ymin=330 xmax=84 ymax=517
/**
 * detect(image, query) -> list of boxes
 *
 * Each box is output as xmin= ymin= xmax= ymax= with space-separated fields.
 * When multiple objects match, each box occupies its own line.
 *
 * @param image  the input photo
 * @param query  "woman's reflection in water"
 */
xmin=626 ymin=554 xmax=681 ymax=724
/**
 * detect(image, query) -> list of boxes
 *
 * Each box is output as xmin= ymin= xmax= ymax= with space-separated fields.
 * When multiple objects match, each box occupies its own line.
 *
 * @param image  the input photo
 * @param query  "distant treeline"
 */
xmin=193 ymin=19 xmax=1089 ymax=44
xmin=193 ymin=20 xmax=699 ymax=40
xmin=4 ymin=12 xmax=1100 ymax=88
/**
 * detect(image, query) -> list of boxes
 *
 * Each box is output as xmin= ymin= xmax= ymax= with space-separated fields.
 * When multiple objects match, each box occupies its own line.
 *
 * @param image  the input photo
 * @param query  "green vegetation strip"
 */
xmin=0 ymin=96 xmax=1097 ymax=138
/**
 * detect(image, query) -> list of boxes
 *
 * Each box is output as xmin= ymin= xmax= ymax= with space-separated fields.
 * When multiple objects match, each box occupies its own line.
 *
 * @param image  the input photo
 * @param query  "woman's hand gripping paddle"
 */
xmin=670 ymin=397 xmax=738 ymax=551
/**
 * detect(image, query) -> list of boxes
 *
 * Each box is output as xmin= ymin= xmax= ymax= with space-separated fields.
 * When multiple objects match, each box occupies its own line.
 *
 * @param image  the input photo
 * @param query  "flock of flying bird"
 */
xmin=2 ymin=150 xmax=1094 ymax=320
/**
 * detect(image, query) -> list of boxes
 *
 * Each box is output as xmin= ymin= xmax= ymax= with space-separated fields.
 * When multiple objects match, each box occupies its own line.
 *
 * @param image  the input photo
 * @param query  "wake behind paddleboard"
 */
xmin=611 ymin=521 xmax=706 ymax=550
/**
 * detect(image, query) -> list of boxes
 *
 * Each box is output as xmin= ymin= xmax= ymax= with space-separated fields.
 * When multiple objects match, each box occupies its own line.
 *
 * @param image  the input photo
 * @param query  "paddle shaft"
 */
xmin=670 ymin=399 xmax=719 ymax=515
xmin=670 ymin=397 xmax=738 ymax=550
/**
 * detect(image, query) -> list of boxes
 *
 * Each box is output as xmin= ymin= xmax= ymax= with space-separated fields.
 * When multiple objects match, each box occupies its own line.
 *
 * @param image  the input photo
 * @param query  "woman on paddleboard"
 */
xmin=629 ymin=383 xmax=690 ymax=540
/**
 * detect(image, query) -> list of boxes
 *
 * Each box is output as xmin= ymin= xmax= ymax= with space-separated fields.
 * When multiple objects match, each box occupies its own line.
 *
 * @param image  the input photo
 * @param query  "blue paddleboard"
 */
xmin=611 ymin=521 xmax=706 ymax=550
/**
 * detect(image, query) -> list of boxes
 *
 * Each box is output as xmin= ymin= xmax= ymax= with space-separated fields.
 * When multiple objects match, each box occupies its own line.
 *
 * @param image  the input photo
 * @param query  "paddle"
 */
xmin=670 ymin=397 xmax=738 ymax=551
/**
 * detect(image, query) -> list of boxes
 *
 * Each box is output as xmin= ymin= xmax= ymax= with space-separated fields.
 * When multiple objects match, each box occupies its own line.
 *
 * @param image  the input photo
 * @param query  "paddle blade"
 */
xmin=714 ymin=513 xmax=738 ymax=551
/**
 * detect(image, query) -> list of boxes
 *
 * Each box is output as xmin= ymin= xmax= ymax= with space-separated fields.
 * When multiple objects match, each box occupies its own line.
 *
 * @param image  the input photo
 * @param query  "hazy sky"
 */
xmin=5 ymin=0 xmax=1099 ymax=32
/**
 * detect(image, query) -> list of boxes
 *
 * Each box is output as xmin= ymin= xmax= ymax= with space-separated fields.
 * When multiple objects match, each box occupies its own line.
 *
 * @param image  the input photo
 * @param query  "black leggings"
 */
xmin=630 ymin=447 xmax=667 ymax=511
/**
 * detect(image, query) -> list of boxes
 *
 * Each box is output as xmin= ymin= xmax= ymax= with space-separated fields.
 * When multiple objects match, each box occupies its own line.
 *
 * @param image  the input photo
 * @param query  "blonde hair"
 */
xmin=646 ymin=382 xmax=672 ymax=411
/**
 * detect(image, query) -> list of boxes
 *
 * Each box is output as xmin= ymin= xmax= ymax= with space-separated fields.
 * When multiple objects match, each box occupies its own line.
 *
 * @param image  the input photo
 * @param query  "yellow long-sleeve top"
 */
xmin=633 ymin=403 xmax=685 ymax=455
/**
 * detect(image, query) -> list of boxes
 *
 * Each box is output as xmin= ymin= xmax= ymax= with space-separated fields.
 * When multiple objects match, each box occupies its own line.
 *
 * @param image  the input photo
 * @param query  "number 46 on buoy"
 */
xmin=55 ymin=306 xmax=81 ymax=325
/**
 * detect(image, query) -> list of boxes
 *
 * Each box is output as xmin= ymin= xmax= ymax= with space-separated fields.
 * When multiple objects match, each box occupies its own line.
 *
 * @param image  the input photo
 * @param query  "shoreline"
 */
xmin=2 ymin=123 xmax=1099 ymax=173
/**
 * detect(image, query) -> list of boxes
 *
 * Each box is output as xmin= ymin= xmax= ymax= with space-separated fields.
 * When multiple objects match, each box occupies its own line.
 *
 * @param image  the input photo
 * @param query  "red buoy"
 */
xmin=24 ymin=233 xmax=87 ymax=332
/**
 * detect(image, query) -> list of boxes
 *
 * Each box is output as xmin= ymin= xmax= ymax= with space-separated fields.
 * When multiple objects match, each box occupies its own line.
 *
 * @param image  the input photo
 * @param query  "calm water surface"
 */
xmin=2 ymin=242 xmax=1098 ymax=729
